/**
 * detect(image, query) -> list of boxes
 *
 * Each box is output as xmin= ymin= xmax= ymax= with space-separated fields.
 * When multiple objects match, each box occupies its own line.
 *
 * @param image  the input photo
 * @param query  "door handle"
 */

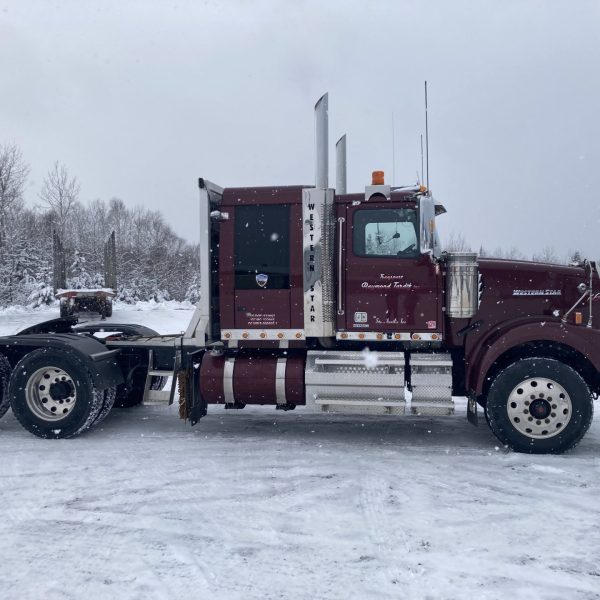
xmin=337 ymin=217 xmax=345 ymax=315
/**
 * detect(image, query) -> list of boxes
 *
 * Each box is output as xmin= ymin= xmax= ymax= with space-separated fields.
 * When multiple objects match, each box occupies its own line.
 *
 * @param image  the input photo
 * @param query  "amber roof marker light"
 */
xmin=372 ymin=171 xmax=385 ymax=185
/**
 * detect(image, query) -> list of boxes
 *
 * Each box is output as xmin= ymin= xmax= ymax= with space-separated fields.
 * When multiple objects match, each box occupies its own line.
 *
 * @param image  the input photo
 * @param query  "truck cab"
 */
xmin=336 ymin=187 xmax=443 ymax=343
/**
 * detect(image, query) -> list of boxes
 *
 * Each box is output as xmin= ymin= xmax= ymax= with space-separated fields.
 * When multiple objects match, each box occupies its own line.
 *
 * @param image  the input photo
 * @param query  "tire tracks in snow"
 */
xmin=359 ymin=470 xmax=421 ymax=593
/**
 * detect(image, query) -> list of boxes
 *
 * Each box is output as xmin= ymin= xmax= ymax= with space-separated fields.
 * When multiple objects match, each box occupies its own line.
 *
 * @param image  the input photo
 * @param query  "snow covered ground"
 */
xmin=0 ymin=300 xmax=196 ymax=336
xmin=1 ymin=304 xmax=599 ymax=599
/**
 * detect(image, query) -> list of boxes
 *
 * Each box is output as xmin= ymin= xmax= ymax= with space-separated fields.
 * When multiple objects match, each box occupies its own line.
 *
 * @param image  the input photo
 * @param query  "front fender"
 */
xmin=467 ymin=320 xmax=600 ymax=396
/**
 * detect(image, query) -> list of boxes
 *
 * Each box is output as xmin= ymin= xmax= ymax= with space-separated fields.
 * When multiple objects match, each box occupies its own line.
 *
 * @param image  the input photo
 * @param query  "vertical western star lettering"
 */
xmin=302 ymin=188 xmax=335 ymax=337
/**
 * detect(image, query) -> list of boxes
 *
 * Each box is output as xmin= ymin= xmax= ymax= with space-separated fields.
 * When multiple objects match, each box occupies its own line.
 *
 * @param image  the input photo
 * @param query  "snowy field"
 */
xmin=1 ymin=304 xmax=599 ymax=600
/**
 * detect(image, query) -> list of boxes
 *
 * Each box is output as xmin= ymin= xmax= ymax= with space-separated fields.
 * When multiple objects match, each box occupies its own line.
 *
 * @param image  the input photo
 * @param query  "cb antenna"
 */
xmin=424 ymin=80 xmax=430 ymax=192
xmin=420 ymin=134 xmax=424 ymax=186
xmin=391 ymin=112 xmax=396 ymax=187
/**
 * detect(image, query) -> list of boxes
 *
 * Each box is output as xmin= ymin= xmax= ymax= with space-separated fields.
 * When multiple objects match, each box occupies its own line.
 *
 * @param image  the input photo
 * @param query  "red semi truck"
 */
xmin=0 ymin=94 xmax=597 ymax=453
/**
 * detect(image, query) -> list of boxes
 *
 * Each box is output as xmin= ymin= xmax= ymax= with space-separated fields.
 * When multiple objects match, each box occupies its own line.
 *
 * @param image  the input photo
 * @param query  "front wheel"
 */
xmin=485 ymin=357 xmax=594 ymax=454
xmin=9 ymin=349 xmax=105 ymax=438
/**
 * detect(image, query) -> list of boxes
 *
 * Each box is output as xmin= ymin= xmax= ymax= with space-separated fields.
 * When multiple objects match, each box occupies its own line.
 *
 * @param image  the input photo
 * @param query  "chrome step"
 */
xmin=315 ymin=398 xmax=405 ymax=415
xmin=306 ymin=350 xmax=406 ymax=415
xmin=144 ymin=389 xmax=173 ymax=405
xmin=148 ymin=370 xmax=172 ymax=378
xmin=410 ymin=400 xmax=455 ymax=416
xmin=314 ymin=357 xmax=405 ymax=367
xmin=142 ymin=349 xmax=181 ymax=406
xmin=410 ymin=353 xmax=454 ymax=415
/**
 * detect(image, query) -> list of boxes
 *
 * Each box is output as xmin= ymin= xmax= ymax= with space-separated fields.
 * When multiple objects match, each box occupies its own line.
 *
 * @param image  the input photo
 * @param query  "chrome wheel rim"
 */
xmin=25 ymin=366 xmax=77 ymax=422
xmin=507 ymin=377 xmax=572 ymax=439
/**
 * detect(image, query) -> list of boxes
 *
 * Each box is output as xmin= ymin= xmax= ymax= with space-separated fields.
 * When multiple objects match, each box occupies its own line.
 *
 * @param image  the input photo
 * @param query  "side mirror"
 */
xmin=419 ymin=196 xmax=442 ymax=258
xmin=419 ymin=196 xmax=436 ymax=255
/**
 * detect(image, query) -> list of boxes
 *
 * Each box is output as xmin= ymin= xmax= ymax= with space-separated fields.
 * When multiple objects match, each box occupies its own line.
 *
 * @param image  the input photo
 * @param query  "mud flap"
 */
xmin=467 ymin=396 xmax=479 ymax=426
xmin=180 ymin=365 xmax=207 ymax=426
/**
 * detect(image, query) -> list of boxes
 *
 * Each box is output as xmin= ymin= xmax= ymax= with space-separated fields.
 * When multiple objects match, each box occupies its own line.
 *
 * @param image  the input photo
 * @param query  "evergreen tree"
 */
xmin=68 ymin=251 xmax=93 ymax=290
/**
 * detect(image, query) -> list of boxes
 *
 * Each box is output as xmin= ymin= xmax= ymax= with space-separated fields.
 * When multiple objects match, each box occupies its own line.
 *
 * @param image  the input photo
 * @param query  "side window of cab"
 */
xmin=353 ymin=208 xmax=419 ymax=258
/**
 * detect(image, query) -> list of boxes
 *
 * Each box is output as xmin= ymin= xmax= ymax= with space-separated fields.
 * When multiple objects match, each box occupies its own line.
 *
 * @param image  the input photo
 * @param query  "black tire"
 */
xmin=0 ymin=354 xmax=11 ymax=420
xmin=9 ymin=348 xmax=105 ymax=439
xmin=114 ymin=374 xmax=168 ymax=408
xmin=485 ymin=357 xmax=594 ymax=454
xmin=92 ymin=387 xmax=116 ymax=426
xmin=97 ymin=298 xmax=112 ymax=319
xmin=60 ymin=301 xmax=73 ymax=318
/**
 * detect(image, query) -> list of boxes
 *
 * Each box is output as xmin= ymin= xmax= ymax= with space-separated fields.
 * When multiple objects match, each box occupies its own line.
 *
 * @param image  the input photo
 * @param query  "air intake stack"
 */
xmin=315 ymin=93 xmax=328 ymax=190
xmin=336 ymin=135 xmax=347 ymax=194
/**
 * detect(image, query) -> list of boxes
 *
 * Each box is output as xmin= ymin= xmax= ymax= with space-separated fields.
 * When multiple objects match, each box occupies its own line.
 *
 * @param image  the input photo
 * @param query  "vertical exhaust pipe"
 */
xmin=335 ymin=134 xmax=347 ymax=194
xmin=315 ymin=93 xmax=328 ymax=189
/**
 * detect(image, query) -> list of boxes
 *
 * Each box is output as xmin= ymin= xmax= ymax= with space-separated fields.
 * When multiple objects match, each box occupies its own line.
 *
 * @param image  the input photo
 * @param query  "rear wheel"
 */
xmin=9 ymin=349 xmax=105 ymax=438
xmin=104 ymin=298 xmax=113 ymax=318
xmin=96 ymin=297 xmax=113 ymax=319
xmin=59 ymin=300 xmax=73 ymax=318
xmin=485 ymin=357 xmax=594 ymax=454
xmin=0 ymin=354 xmax=11 ymax=419
xmin=92 ymin=387 xmax=116 ymax=426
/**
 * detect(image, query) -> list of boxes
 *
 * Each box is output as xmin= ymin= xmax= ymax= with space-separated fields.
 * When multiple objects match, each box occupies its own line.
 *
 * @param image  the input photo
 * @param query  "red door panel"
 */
xmin=234 ymin=290 xmax=291 ymax=328
xmin=343 ymin=203 xmax=441 ymax=334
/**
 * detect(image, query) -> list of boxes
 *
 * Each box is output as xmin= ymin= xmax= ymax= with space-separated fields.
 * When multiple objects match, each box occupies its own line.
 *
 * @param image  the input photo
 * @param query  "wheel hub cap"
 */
xmin=25 ymin=367 xmax=77 ymax=422
xmin=529 ymin=398 xmax=551 ymax=420
xmin=507 ymin=377 xmax=572 ymax=440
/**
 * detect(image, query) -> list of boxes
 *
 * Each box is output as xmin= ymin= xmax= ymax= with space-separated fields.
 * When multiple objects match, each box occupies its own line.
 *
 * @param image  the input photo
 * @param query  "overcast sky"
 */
xmin=1 ymin=0 xmax=599 ymax=258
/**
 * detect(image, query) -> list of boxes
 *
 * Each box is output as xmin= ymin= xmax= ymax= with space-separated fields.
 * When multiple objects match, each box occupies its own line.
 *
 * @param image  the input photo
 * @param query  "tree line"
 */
xmin=443 ymin=232 xmax=583 ymax=265
xmin=0 ymin=142 xmax=200 ymax=309
xmin=1 ymin=140 xmax=584 ymax=310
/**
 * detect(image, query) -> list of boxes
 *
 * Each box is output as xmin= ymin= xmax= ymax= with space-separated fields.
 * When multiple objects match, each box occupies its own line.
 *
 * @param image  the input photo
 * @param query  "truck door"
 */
xmin=342 ymin=203 xmax=442 ymax=338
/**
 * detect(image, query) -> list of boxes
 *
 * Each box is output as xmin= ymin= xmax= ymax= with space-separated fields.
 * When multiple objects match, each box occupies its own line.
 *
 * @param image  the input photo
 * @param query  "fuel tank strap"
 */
xmin=223 ymin=357 xmax=235 ymax=404
xmin=275 ymin=358 xmax=288 ymax=405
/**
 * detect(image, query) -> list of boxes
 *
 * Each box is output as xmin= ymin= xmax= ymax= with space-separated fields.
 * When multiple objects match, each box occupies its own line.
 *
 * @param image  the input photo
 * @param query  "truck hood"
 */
xmin=476 ymin=258 xmax=589 ymax=323
xmin=478 ymin=257 xmax=586 ymax=287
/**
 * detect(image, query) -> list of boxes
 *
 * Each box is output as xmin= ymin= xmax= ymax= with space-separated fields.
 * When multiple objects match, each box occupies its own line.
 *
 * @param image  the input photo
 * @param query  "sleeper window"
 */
xmin=234 ymin=205 xmax=290 ymax=289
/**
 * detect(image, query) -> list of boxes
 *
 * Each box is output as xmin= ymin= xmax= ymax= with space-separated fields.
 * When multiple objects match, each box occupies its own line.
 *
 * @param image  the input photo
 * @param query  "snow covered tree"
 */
xmin=92 ymin=272 xmax=105 ymax=288
xmin=1 ymin=155 xmax=199 ymax=307
xmin=40 ymin=161 xmax=80 ymax=239
xmin=0 ymin=143 xmax=29 ymax=252
xmin=532 ymin=246 xmax=559 ymax=264
xmin=184 ymin=275 xmax=201 ymax=304
xmin=68 ymin=251 xmax=93 ymax=290
xmin=568 ymin=250 xmax=583 ymax=265
xmin=445 ymin=232 xmax=472 ymax=252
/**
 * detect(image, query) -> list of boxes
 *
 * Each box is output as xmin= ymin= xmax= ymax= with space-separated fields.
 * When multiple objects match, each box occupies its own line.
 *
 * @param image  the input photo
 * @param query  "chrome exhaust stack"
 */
xmin=315 ymin=93 xmax=328 ymax=190
xmin=335 ymin=134 xmax=347 ymax=194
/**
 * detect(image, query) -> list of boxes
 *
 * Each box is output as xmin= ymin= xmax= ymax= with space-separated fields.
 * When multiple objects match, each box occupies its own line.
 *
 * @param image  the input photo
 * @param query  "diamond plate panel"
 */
xmin=410 ymin=353 xmax=454 ymax=415
xmin=306 ymin=350 xmax=405 ymax=414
